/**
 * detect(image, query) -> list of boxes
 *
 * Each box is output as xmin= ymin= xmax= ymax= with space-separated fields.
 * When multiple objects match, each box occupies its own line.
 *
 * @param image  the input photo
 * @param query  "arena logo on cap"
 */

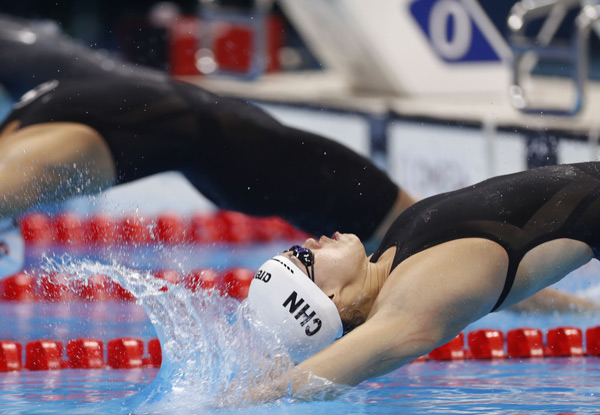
xmin=283 ymin=291 xmax=322 ymax=336
xmin=254 ymin=269 xmax=271 ymax=283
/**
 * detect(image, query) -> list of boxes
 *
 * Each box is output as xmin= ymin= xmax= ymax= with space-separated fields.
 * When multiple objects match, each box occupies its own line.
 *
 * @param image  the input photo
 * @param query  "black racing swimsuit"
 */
xmin=0 ymin=77 xmax=397 ymax=239
xmin=370 ymin=162 xmax=600 ymax=311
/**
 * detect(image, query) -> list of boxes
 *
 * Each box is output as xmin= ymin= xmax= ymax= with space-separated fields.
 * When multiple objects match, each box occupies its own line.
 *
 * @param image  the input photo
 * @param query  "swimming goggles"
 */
xmin=285 ymin=245 xmax=315 ymax=282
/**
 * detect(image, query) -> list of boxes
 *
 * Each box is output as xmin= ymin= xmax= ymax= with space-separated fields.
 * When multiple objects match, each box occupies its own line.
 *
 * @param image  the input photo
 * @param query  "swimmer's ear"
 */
xmin=326 ymin=291 xmax=341 ymax=307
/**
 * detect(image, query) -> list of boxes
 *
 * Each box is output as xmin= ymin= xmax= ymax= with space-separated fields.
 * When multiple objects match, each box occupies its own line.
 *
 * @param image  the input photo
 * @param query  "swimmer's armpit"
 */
xmin=0 ymin=120 xmax=20 ymax=139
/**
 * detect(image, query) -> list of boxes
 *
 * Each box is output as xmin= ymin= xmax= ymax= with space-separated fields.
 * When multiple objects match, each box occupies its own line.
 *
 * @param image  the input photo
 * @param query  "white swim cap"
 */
xmin=247 ymin=255 xmax=343 ymax=362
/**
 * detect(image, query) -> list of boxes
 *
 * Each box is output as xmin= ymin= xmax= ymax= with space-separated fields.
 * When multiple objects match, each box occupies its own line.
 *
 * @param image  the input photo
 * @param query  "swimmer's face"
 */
xmin=284 ymin=232 xmax=368 ymax=312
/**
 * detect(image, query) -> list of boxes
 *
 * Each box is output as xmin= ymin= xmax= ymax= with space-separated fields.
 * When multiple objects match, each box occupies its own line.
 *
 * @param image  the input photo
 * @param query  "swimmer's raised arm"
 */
xmin=294 ymin=238 xmax=506 ymax=387
xmin=226 ymin=312 xmax=434 ymax=403
xmin=244 ymin=237 xmax=508 ymax=396
xmin=295 ymin=312 xmax=434 ymax=387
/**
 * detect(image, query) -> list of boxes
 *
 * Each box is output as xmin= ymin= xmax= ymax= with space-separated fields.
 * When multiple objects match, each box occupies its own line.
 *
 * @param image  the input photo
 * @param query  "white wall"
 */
xmin=388 ymin=121 xmax=526 ymax=198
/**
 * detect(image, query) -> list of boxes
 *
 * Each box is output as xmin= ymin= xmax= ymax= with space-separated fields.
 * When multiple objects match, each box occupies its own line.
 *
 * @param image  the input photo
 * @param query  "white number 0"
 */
xmin=429 ymin=0 xmax=471 ymax=60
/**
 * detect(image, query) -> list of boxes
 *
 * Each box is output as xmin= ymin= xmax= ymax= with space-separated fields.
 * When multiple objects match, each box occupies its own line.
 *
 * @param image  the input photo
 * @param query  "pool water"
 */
xmin=2 ymin=241 xmax=600 ymax=415
xmin=4 ymin=357 xmax=600 ymax=414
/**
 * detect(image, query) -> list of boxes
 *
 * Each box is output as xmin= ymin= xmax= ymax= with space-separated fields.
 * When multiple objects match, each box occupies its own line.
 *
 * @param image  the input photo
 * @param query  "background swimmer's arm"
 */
xmin=0 ymin=122 xmax=116 ymax=220
xmin=510 ymin=287 xmax=600 ymax=313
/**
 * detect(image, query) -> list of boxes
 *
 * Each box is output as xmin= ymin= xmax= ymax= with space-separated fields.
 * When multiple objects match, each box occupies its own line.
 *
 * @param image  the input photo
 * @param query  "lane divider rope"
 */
xmin=0 ymin=337 xmax=160 ymax=371
xmin=18 ymin=210 xmax=310 ymax=246
xmin=2 ymin=326 xmax=600 ymax=373
xmin=0 ymin=267 xmax=253 ymax=302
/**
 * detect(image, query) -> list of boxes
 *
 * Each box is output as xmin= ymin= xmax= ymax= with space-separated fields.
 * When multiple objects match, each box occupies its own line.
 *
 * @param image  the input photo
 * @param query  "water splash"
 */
xmin=37 ymin=256 xmax=346 ymax=413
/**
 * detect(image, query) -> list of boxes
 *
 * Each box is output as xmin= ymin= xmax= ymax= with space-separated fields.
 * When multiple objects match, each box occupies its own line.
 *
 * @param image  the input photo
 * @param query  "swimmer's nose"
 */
xmin=303 ymin=238 xmax=321 ymax=249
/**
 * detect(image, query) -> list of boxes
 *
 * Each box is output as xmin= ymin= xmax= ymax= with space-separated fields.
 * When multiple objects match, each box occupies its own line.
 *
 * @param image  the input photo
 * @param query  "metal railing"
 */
xmin=508 ymin=0 xmax=600 ymax=115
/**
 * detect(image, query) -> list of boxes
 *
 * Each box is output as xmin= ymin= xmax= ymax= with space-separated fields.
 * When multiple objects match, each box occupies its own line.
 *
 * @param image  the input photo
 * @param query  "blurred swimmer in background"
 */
xmin=0 ymin=13 xmax=414 ymax=243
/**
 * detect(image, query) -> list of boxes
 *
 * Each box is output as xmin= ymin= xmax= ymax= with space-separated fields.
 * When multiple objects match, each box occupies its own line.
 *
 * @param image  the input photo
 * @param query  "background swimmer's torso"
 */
xmin=0 ymin=77 xmax=398 ymax=239
xmin=371 ymin=162 xmax=600 ymax=309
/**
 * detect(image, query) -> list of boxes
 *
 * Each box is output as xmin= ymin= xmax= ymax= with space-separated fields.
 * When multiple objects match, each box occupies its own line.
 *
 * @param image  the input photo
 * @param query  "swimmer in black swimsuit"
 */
xmin=248 ymin=162 xmax=600 ymax=397
xmin=0 ymin=14 xmax=413 ymax=241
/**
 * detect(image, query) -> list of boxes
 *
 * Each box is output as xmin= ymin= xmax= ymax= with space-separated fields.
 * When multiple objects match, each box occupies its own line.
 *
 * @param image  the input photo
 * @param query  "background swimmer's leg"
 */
xmin=184 ymin=96 xmax=412 ymax=241
xmin=510 ymin=287 xmax=600 ymax=313
xmin=0 ymin=121 xmax=116 ymax=220
xmin=0 ymin=13 xmax=166 ymax=100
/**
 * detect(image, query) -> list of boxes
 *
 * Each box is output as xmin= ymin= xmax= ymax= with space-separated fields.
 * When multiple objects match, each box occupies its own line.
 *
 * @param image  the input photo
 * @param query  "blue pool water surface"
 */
xmin=1 ymin=242 xmax=600 ymax=415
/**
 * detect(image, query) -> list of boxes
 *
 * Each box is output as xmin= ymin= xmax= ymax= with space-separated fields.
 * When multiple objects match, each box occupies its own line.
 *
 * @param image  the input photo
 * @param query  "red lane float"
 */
xmin=53 ymin=212 xmax=84 ymax=246
xmin=1 ymin=273 xmax=36 ymax=301
xmin=19 ymin=213 xmax=52 ymax=245
xmin=155 ymin=213 xmax=186 ymax=244
xmin=39 ymin=273 xmax=72 ymax=301
xmin=84 ymin=214 xmax=118 ymax=245
xmin=107 ymin=338 xmax=144 ymax=369
xmin=182 ymin=269 xmax=218 ymax=292
xmin=187 ymin=214 xmax=222 ymax=243
xmin=0 ymin=272 xmax=137 ymax=303
xmin=507 ymin=328 xmax=544 ymax=358
xmin=216 ymin=211 xmax=255 ymax=243
xmin=73 ymin=274 xmax=113 ymax=301
xmin=468 ymin=329 xmax=505 ymax=359
xmin=254 ymin=216 xmax=296 ymax=242
xmin=119 ymin=215 xmax=152 ymax=244
xmin=67 ymin=339 xmax=104 ymax=369
xmin=108 ymin=280 xmax=136 ymax=302
xmin=25 ymin=340 xmax=63 ymax=371
xmin=421 ymin=325 xmax=600 ymax=363
xmin=148 ymin=338 xmax=162 ymax=368
xmin=586 ymin=326 xmax=600 ymax=356
xmin=546 ymin=327 xmax=584 ymax=357
xmin=0 ymin=341 xmax=22 ymax=371
xmin=221 ymin=267 xmax=254 ymax=299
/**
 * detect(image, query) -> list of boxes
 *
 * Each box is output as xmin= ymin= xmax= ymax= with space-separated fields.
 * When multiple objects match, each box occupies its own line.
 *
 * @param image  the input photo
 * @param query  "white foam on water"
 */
xmin=36 ymin=255 xmax=348 ymax=414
